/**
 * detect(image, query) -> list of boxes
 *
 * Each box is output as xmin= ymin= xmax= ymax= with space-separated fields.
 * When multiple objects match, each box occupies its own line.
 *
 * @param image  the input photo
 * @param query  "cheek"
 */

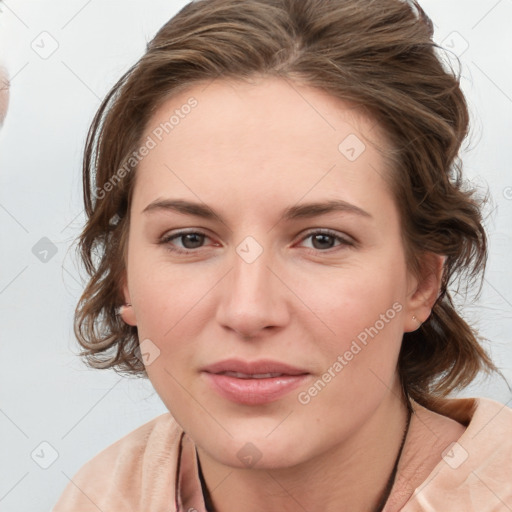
xmin=296 ymin=267 xmax=407 ymax=420
xmin=128 ymin=253 xmax=216 ymax=356
xmin=304 ymin=256 xmax=408 ymax=346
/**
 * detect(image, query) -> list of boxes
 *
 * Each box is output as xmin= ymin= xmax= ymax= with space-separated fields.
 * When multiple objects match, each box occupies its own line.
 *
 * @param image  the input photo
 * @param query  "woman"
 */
xmin=53 ymin=0 xmax=512 ymax=510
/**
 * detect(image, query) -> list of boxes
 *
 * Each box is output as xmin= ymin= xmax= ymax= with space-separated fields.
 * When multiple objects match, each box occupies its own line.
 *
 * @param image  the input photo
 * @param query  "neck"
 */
xmin=197 ymin=381 xmax=411 ymax=512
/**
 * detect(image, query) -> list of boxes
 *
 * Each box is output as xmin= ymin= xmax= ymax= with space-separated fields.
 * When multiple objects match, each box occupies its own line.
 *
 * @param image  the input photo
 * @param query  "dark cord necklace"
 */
xmin=372 ymin=404 xmax=413 ymax=512
xmin=196 ymin=404 xmax=413 ymax=512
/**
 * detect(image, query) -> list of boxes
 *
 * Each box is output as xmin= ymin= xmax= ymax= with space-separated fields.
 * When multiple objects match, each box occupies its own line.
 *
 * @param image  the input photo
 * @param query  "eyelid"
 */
xmin=159 ymin=227 xmax=355 ymax=255
xmin=295 ymin=228 xmax=355 ymax=250
xmin=159 ymin=228 xmax=217 ymax=252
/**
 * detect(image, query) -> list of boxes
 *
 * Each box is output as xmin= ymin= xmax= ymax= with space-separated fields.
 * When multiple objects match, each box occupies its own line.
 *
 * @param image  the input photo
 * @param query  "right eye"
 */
xmin=159 ymin=230 xmax=219 ymax=254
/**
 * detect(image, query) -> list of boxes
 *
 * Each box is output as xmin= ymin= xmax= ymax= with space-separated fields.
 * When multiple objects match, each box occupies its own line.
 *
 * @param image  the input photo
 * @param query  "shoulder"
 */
xmin=400 ymin=396 xmax=512 ymax=511
xmin=52 ymin=412 xmax=184 ymax=512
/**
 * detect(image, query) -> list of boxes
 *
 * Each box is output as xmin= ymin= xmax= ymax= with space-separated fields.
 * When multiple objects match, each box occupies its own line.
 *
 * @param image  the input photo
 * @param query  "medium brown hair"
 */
xmin=74 ymin=0 xmax=499 ymax=409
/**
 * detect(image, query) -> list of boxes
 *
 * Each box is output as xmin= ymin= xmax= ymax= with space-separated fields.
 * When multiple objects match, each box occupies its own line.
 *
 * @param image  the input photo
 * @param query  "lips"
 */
xmin=202 ymin=358 xmax=308 ymax=376
xmin=201 ymin=359 xmax=310 ymax=405
xmin=220 ymin=371 xmax=286 ymax=379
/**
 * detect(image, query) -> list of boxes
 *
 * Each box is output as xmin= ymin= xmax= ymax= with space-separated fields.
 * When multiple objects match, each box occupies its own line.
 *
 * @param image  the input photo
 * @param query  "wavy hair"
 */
xmin=74 ymin=0 xmax=499 ymax=410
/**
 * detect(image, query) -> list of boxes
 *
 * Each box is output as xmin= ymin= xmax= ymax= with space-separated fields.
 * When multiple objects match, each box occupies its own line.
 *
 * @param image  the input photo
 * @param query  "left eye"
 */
xmin=299 ymin=231 xmax=351 ymax=251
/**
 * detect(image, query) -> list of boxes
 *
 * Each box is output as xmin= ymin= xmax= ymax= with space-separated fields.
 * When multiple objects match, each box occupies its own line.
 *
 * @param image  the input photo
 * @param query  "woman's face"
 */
xmin=122 ymin=77 xmax=429 ymax=469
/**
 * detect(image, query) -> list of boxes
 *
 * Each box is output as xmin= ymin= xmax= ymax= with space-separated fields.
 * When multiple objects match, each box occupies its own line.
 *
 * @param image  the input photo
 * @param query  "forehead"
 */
xmin=147 ymin=76 xmax=385 ymax=156
xmin=133 ymin=76 xmax=395 ymax=216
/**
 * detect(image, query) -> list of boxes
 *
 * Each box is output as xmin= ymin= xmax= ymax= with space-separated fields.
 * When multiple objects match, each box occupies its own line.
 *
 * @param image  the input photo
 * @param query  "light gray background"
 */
xmin=0 ymin=1 xmax=511 ymax=510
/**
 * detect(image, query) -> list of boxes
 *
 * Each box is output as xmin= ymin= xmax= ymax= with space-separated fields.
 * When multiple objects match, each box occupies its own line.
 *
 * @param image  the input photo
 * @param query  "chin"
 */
xmin=196 ymin=423 xmax=313 ymax=470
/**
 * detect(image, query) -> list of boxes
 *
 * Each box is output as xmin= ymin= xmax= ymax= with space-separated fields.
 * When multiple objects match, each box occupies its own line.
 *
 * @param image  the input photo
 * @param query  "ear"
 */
xmin=403 ymin=253 xmax=445 ymax=333
xmin=120 ymin=275 xmax=137 ymax=327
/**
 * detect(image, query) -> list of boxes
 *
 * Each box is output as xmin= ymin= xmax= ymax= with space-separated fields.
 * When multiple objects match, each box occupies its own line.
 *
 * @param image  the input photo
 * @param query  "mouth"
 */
xmin=201 ymin=359 xmax=310 ymax=405
xmin=217 ymin=371 xmax=290 ymax=379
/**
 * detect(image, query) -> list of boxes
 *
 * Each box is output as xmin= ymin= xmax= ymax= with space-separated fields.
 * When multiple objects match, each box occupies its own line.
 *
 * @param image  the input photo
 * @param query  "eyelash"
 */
xmin=158 ymin=229 xmax=354 ymax=255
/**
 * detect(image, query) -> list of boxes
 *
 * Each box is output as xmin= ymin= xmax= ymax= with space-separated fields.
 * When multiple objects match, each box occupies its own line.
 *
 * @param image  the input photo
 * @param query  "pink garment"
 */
xmin=52 ymin=397 xmax=512 ymax=511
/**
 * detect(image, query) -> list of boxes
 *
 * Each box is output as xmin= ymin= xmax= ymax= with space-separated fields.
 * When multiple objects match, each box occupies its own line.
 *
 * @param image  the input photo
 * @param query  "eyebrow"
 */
xmin=142 ymin=198 xmax=372 ymax=222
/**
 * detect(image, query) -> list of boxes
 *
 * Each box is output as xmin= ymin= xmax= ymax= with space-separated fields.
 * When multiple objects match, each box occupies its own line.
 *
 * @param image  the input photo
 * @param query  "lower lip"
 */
xmin=203 ymin=372 xmax=309 ymax=405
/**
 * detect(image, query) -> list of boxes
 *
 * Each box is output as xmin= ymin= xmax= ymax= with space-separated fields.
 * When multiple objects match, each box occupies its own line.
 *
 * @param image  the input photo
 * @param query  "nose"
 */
xmin=215 ymin=243 xmax=290 ymax=339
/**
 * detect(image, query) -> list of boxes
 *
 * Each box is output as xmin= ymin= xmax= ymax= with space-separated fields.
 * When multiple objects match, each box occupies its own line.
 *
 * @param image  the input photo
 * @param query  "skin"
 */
xmin=120 ymin=76 xmax=465 ymax=511
xmin=0 ymin=66 xmax=8 ymax=126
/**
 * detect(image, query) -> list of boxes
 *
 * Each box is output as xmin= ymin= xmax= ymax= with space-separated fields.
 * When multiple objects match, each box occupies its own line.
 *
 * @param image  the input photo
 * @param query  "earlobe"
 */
xmin=118 ymin=303 xmax=137 ymax=326
xmin=119 ymin=282 xmax=137 ymax=326
xmin=404 ymin=253 xmax=445 ymax=332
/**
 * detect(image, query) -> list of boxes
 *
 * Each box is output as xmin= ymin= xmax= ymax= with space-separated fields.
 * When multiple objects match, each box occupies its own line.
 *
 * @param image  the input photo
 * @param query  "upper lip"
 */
xmin=202 ymin=358 xmax=309 ymax=376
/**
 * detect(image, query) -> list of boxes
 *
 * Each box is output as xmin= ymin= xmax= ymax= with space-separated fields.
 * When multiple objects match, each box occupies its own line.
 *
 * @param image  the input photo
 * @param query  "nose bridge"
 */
xmin=232 ymin=242 xmax=272 ymax=302
xmin=216 ymin=236 xmax=287 ymax=336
